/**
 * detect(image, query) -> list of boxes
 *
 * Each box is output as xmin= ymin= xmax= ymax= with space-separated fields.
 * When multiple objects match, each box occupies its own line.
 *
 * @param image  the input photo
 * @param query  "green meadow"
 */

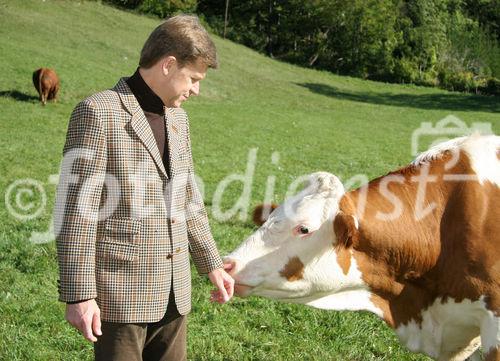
xmin=0 ymin=0 xmax=498 ymax=360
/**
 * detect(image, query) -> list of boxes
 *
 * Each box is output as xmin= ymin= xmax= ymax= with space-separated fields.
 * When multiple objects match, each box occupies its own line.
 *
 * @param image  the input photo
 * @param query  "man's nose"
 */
xmin=190 ymin=82 xmax=200 ymax=96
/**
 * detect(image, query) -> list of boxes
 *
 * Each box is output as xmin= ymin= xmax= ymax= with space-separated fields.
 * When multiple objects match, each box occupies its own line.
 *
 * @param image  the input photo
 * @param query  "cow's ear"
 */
xmin=333 ymin=211 xmax=359 ymax=248
xmin=252 ymin=203 xmax=278 ymax=226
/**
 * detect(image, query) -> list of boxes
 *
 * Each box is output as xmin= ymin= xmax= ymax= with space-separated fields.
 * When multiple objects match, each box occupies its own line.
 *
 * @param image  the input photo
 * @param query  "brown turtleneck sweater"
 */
xmin=126 ymin=68 xmax=171 ymax=178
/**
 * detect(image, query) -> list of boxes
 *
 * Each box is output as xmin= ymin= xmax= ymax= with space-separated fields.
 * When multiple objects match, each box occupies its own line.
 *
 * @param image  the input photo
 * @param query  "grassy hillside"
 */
xmin=0 ymin=0 xmax=498 ymax=360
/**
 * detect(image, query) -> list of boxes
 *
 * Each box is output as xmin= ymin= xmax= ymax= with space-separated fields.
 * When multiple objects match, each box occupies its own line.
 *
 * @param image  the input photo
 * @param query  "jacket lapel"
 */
xmin=115 ymin=78 xmax=169 ymax=179
xmin=164 ymin=108 xmax=181 ymax=177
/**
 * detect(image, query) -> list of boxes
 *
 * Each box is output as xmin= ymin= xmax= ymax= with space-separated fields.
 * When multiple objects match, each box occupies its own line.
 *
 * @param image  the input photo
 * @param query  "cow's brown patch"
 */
xmin=485 ymin=346 xmax=499 ymax=361
xmin=252 ymin=203 xmax=278 ymax=226
xmin=335 ymin=248 xmax=352 ymax=275
xmin=333 ymin=211 xmax=359 ymax=275
xmin=333 ymin=211 xmax=358 ymax=247
xmin=370 ymin=294 xmax=394 ymax=327
xmin=280 ymin=256 xmax=304 ymax=281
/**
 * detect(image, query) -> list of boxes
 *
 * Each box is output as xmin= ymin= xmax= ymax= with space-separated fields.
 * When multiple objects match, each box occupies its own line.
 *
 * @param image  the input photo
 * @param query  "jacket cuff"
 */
xmin=192 ymin=253 xmax=224 ymax=275
xmin=66 ymin=298 xmax=93 ymax=305
xmin=57 ymin=279 xmax=97 ymax=303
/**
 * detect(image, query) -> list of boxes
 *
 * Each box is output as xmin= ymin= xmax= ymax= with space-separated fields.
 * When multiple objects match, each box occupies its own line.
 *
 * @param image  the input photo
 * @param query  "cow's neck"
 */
xmin=338 ymin=161 xmax=455 ymax=328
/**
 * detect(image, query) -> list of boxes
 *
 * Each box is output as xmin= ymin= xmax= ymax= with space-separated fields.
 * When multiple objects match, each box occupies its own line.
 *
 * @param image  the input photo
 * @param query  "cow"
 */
xmin=225 ymin=135 xmax=500 ymax=361
xmin=32 ymin=68 xmax=59 ymax=105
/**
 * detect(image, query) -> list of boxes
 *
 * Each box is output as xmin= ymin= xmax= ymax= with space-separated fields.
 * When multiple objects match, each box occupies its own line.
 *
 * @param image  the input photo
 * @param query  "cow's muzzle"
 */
xmin=223 ymin=257 xmax=254 ymax=297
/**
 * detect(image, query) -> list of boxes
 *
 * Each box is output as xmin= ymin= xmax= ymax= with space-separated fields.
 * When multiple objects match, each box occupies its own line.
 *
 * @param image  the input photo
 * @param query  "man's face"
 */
xmin=161 ymin=57 xmax=208 ymax=108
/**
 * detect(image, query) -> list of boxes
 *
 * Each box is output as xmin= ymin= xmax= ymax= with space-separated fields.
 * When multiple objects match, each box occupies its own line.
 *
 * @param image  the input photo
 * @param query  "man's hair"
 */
xmin=139 ymin=14 xmax=218 ymax=69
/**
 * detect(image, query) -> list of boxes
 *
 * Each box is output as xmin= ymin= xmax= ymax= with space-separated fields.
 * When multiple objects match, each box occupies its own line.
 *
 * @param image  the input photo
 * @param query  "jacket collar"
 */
xmin=114 ymin=78 xmax=176 ymax=179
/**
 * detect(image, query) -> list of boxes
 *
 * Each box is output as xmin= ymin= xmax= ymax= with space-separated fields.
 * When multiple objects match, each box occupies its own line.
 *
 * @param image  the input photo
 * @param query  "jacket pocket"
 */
xmin=96 ymin=240 xmax=139 ymax=262
xmin=105 ymin=217 xmax=142 ymax=234
xmin=104 ymin=217 xmax=142 ymax=244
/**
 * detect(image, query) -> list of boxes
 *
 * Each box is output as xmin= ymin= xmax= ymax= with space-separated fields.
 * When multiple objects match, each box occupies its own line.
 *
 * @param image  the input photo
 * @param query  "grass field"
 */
xmin=0 ymin=0 xmax=499 ymax=360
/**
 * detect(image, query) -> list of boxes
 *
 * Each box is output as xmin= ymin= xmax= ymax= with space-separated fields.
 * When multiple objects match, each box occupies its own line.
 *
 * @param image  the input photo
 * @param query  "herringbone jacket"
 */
xmin=54 ymin=78 xmax=223 ymax=323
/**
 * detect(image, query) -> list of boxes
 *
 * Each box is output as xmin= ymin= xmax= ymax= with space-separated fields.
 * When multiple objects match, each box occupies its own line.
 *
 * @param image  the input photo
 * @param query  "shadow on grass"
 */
xmin=297 ymin=82 xmax=500 ymax=113
xmin=0 ymin=90 xmax=39 ymax=102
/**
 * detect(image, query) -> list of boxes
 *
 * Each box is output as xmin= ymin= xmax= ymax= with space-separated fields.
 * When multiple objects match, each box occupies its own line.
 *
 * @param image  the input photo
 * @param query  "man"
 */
xmin=54 ymin=15 xmax=234 ymax=361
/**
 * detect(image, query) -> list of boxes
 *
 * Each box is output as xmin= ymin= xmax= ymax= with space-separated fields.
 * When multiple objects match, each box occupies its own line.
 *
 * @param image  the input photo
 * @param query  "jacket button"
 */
xmin=175 ymin=247 xmax=181 ymax=254
xmin=166 ymin=253 xmax=173 ymax=259
xmin=171 ymin=218 xmax=177 ymax=224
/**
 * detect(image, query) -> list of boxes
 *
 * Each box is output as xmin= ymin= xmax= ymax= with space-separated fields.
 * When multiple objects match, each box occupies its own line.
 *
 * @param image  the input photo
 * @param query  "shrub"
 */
xmin=104 ymin=0 xmax=197 ymax=18
xmin=138 ymin=0 xmax=197 ymax=18
xmin=481 ymin=77 xmax=500 ymax=96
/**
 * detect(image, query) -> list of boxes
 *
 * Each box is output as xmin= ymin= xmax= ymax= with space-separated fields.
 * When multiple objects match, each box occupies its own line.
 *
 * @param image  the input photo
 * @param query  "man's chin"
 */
xmin=174 ymin=96 xmax=188 ymax=107
xmin=166 ymin=99 xmax=183 ymax=108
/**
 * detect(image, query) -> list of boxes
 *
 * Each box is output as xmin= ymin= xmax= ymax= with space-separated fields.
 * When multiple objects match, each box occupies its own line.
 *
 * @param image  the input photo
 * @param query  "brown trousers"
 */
xmin=94 ymin=292 xmax=187 ymax=361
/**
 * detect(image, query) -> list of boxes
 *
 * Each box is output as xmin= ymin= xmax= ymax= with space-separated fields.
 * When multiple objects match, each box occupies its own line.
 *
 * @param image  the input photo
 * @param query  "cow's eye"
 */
xmin=293 ymin=225 xmax=312 ymax=237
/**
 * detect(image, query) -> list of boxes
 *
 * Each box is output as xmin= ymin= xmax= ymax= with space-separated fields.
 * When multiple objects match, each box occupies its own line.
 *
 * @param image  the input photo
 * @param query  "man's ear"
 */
xmin=333 ymin=211 xmax=359 ymax=248
xmin=161 ymin=56 xmax=177 ymax=75
xmin=252 ymin=203 xmax=278 ymax=226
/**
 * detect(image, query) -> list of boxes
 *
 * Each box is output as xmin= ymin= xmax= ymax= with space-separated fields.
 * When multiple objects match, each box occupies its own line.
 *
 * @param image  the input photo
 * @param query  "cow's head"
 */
xmin=225 ymin=172 xmax=365 ymax=308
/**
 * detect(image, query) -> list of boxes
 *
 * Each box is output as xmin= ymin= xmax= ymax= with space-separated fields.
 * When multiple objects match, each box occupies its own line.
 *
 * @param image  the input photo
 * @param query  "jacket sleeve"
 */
xmin=184 ymin=120 xmax=224 ymax=275
xmin=54 ymin=99 xmax=107 ymax=302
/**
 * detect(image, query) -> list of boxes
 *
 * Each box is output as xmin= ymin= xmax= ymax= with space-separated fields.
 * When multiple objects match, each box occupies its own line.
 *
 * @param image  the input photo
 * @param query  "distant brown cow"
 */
xmin=32 ymin=68 xmax=59 ymax=105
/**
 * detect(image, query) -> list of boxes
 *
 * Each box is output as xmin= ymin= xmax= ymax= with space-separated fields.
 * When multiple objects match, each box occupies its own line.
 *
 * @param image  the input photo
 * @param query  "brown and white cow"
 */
xmin=225 ymin=135 xmax=500 ymax=361
xmin=32 ymin=67 xmax=60 ymax=105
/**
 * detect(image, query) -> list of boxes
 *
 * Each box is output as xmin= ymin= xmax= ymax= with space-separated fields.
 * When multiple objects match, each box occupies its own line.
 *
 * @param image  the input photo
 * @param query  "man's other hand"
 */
xmin=208 ymin=267 xmax=235 ymax=304
xmin=65 ymin=299 xmax=102 ymax=342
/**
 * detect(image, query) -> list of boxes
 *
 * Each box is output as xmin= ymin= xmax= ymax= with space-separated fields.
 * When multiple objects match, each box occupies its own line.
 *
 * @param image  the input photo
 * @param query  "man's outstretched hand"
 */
xmin=208 ymin=267 xmax=235 ymax=304
xmin=65 ymin=299 xmax=102 ymax=342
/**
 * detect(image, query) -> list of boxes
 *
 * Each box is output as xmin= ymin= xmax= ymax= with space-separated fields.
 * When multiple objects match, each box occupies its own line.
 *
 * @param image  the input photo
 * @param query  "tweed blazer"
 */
xmin=54 ymin=78 xmax=223 ymax=323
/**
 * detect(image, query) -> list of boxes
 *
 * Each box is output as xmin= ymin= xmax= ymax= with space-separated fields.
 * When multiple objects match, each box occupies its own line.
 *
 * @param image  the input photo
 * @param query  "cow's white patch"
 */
xmin=462 ymin=135 xmax=500 ymax=186
xmin=412 ymin=135 xmax=500 ymax=187
xmin=271 ymin=251 xmax=383 ymax=316
xmin=305 ymin=289 xmax=383 ymax=317
xmin=395 ymin=297 xmax=496 ymax=360
xmin=412 ymin=136 xmax=468 ymax=166
xmin=480 ymin=299 xmax=500 ymax=356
